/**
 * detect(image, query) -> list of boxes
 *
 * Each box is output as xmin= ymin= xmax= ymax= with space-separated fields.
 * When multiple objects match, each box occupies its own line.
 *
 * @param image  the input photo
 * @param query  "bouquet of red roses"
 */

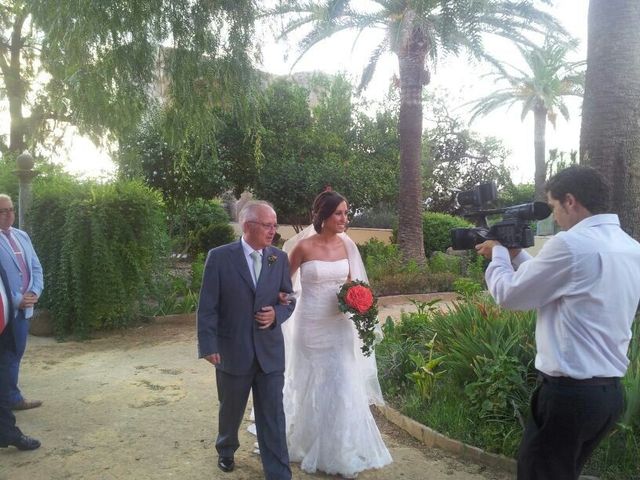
xmin=337 ymin=280 xmax=379 ymax=357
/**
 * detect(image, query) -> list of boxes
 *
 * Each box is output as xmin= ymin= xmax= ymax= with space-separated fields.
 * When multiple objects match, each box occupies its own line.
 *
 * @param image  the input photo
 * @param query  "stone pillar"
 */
xmin=14 ymin=151 xmax=38 ymax=233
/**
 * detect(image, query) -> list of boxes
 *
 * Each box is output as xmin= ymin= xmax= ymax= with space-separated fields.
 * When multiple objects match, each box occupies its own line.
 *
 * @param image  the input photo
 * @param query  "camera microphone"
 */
xmin=505 ymin=201 xmax=552 ymax=221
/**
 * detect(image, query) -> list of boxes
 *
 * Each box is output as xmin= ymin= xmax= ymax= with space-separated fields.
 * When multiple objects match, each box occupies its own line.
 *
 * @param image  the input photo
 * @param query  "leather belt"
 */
xmin=538 ymin=372 xmax=620 ymax=386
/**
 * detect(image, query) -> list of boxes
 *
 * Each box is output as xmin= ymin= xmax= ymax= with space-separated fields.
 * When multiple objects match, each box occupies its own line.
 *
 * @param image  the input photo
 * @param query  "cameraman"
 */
xmin=475 ymin=165 xmax=640 ymax=480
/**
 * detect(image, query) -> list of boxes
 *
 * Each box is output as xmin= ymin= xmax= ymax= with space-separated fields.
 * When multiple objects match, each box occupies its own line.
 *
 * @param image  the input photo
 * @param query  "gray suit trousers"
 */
xmin=215 ymin=362 xmax=291 ymax=480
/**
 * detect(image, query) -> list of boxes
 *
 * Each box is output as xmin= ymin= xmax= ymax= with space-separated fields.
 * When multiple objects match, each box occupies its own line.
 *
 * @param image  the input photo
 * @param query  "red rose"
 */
xmin=345 ymin=285 xmax=374 ymax=314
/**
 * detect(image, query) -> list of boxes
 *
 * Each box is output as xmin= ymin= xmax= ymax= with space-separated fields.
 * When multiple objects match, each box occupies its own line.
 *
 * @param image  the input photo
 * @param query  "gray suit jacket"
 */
xmin=197 ymin=240 xmax=295 ymax=375
xmin=0 ymin=228 xmax=44 ymax=319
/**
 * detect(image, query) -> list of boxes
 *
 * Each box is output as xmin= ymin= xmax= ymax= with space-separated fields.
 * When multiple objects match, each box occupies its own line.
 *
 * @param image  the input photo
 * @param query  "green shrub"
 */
xmin=0 ymin=154 xmax=20 ymax=200
xmin=189 ymin=222 xmax=236 ymax=257
xmin=422 ymin=212 xmax=473 ymax=255
xmin=359 ymin=239 xmax=402 ymax=280
xmin=142 ymin=268 xmax=198 ymax=317
xmin=452 ymin=277 xmax=484 ymax=297
xmin=358 ymin=238 xmax=398 ymax=264
xmin=372 ymin=271 xmax=456 ymax=296
xmin=465 ymin=352 xmax=530 ymax=455
xmin=169 ymin=198 xmax=233 ymax=254
xmin=190 ymin=253 xmax=206 ymax=294
xmin=584 ymin=427 xmax=640 ymax=480
xmin=395 ymin=311 xmax=432 ymax=341
xmin=406 ymin=334 xmax=445 ymax=401
xmin=401 ymin=378 xmax=475 ymax=445
xmin=375 ymin=330 xmax=421 ymax=398
xmin=621 ymin=316 xmax=640 ymax=429
xmin=30 ymin=173 xmax=91 ymax=316
xmin=429 ymin=298 xmax=536 ymax=383
xmin=429 ymin=252 xmax=463 ymax=274
xmin=32 ymin=180 xmax=169 ymax=337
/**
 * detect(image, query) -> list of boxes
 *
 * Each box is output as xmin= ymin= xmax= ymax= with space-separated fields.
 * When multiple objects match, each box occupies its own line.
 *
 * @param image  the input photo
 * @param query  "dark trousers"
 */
xmin=0 ymin=349 xmax=20 ymax=444
xmin=215 ymin=364 xmax=291 ymax=480
xmin=517 ymin=376 xmax=624 ymax=480
xmin=7 ymin=312 xmax=28 ymax=404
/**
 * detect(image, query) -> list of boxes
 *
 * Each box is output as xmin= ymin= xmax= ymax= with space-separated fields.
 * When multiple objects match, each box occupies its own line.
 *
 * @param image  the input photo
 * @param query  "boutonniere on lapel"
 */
xmin=267 ymin=254 xmax=278 ymax=266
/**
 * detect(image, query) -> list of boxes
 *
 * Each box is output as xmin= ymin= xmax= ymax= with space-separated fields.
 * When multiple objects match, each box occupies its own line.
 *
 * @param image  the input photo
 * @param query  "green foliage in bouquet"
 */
xmin=337 ymin=280 xmax=379 ymax=356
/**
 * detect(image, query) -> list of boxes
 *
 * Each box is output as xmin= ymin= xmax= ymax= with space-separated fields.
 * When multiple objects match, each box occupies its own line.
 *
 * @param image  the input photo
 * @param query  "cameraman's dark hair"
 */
xmin=545 ymin=165 xmax=610 ymax=214
xmin=312 ymin=190 xmax=347 ymax=233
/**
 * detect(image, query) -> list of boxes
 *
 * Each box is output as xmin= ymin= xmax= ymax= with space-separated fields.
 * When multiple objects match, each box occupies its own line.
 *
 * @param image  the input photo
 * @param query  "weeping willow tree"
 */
xmin=1 ymin=0 xmax=261 ymax=162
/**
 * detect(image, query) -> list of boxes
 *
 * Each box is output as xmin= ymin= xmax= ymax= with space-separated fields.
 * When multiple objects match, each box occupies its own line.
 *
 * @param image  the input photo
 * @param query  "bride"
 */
xmin=282 ymin=190 xmax=392 ymax=478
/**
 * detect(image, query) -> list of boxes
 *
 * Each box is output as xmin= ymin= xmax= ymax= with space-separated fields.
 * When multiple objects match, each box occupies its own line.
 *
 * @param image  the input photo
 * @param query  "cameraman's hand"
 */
xmin=476 ymin=241 xmax=523 ymax=261
xmin=475 ymin=240 xmax=501 ymax=260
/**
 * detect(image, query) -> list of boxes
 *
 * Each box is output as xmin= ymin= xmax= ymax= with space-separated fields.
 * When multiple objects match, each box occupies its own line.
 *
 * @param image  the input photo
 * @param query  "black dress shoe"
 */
xmin=0 ymin=434 xmax=41 ymax=451
xmin=11 ymin=399 xmax=43 ymax=410
xmin=217 ymin=456 xmax=235 ymax=472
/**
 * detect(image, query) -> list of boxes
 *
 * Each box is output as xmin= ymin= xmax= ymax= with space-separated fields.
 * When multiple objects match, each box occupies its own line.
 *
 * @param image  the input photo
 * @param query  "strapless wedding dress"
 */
xmin=284 ymin=259 xmax=392 ymax=477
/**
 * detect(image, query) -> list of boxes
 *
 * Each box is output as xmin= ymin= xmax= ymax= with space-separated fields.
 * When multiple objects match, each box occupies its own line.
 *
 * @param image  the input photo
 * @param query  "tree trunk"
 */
xmin=580 ymin=0 xmax=640 ymax=239
xmin=533 ymin=106 xmax=547 ymax=201
xmin=4 ymin=10 xmax=28 ymax=153
xmin=397 ymin=47 xmax=426 ymax=263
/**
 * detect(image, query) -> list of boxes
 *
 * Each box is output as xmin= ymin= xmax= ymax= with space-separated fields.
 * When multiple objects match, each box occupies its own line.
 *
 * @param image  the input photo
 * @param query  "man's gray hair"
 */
xmin=0 ymin=194 xmax=12 ymax=203
xmin=238 ymin=200 xmax=275 ymax=225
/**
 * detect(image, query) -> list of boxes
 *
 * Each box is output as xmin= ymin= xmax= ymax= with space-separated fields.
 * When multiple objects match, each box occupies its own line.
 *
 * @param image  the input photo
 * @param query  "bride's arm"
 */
xmin=288 ymin=242 xmax=305 ymax=276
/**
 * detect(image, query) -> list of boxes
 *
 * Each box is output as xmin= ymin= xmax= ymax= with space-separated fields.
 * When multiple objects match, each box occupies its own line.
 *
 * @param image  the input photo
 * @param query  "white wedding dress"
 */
xmin=283 ymin=258 xmax=392 ymax=477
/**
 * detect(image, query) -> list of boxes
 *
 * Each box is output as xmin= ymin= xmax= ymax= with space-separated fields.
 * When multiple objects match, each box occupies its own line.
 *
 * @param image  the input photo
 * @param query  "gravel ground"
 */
xmin=0 ymin=296 xmax=514 ymax=480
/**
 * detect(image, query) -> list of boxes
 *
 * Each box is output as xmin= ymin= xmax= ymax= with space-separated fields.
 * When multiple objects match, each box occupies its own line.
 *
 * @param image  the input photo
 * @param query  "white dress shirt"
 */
xmin=486 ymin=214 xmax=640 ymax=379
xmin=241 ymin=237 xmax=262 ymax=286
xmin=0 ymin=275 xmax=8 ymax=328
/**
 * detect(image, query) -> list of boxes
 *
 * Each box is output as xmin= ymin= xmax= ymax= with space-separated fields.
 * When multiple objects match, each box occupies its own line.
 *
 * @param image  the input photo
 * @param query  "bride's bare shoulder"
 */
xmin=296 ymin=234 xmax=320 ymax=249
xmin=289 ymin=235 xmax=316 ymax=259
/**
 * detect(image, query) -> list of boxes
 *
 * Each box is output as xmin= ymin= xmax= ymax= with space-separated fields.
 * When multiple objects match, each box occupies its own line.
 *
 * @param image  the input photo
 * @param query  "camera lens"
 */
xmin=451 ymin=228 xmax=482 ymax=250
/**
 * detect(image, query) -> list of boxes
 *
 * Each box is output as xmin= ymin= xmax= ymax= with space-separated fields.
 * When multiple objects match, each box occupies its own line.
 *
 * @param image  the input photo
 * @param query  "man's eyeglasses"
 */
xmin=0 ymin=208 xmax=14 ymax=215
xmin=247 ymin=221 xmax=278 ymax=231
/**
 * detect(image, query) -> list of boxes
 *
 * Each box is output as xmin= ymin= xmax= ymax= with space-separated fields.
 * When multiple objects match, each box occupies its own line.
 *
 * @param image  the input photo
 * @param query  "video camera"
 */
xmin=450 ymin=182 xmax=551 ymax=250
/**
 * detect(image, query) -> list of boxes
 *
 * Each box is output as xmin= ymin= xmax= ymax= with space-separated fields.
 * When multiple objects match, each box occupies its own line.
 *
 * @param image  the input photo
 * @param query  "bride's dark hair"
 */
xmin=312 ymin=190 xmax=347 ymax=233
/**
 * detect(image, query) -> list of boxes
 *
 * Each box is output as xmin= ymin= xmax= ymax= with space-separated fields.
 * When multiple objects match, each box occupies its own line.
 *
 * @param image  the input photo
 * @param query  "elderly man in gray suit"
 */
xmin=197 ymin=200 xmax=295 ymax=480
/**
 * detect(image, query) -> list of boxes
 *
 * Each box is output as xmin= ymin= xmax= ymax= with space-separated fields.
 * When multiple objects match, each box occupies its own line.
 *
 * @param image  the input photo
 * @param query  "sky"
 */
xmin=59 ymin=1 xmax=589 ymax=183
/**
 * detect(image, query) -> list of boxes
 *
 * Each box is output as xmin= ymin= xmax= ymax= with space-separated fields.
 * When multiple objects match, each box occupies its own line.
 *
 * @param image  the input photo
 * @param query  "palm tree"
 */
xmin=580 ymin=0 xmax=640 ymax=240
xmin=469 ymin=37 xmax=584 ymax=201
xmin=270 ymin=0 xmax=564 ymax=262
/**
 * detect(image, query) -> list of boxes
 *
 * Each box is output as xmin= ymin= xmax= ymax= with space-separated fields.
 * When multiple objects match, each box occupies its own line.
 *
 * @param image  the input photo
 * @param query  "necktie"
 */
xmin=250 ymin=250 xmax=262 ymax=283
xmin=0 ymin=292 xmax=5 ymax=334
xmin=2 ymin=230 xmax=29 ymax=293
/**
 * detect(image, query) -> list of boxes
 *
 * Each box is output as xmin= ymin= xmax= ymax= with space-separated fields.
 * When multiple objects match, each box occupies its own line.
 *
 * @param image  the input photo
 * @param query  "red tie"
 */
xmin=0 ymin=292 xmax=5 ymax=334
xmin=2 ymin=230 xmax=30 ymax=293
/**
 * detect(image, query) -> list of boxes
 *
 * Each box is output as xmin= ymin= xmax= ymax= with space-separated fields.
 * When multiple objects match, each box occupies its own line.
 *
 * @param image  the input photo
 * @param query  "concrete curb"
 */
xmin=374 ymin=404 xmax=518 ymax=473
xmin=374 ymin=404 xmax=602 ymax=480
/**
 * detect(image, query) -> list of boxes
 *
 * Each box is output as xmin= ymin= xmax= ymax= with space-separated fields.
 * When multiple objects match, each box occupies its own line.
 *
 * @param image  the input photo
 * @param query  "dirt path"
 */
xmin=0 ymin=303 xmax=513 ymax=480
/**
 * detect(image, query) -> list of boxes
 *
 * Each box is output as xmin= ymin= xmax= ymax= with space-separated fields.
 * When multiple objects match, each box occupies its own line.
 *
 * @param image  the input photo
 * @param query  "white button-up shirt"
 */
xmin=486 ymin=214 xmax=640 ymax=379
xmin=0 ymin=275 xmax=9 ymax=328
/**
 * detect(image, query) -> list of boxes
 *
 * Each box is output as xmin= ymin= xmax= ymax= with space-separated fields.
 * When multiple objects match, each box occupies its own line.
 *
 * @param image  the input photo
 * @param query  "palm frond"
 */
xmin=557 ymin=101 xmax=570 ymax=122
xmin=358 ymin=37 xmax=389 ymax=93
xmin=468 ymin=91 xmax=520 ymax=123
xmin=520 ymin=95 xmax=538 ymax=121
